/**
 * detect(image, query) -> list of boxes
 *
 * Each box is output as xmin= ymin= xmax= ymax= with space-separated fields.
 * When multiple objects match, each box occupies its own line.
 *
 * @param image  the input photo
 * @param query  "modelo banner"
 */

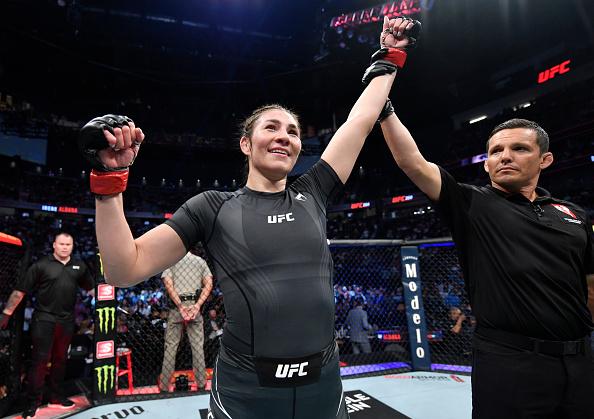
xmin=400 ymin=246 xmax=432 ymax=371
xmin=93 ymin=252 xmax=118 ymax=402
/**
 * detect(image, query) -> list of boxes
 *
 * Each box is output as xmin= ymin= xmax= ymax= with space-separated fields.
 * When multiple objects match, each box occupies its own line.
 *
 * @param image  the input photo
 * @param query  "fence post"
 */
xmin=93 ymin=252 xmax=118 ymax=403
xmin=400 ymin=246 xmax=432 ymax=371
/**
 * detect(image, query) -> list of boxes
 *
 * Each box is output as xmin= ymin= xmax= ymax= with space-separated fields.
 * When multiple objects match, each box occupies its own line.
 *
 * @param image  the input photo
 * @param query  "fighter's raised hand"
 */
xmin=78 ymin=114 xmax=145 ymax=195
xmin=98 ymin=123 xmax=144 ymax=170
xmin=380 ymin=16 xmax=422 ymax=50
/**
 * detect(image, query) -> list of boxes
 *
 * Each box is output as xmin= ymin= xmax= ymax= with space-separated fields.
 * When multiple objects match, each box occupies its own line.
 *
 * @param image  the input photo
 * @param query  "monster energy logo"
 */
xmin=95 ymin=364 xmax=115 ymax=394
xmin=96 ymin=307 xmax=116 ymax=334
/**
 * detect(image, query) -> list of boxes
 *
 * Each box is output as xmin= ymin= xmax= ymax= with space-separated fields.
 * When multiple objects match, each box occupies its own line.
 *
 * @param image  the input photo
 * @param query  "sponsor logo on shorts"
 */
xmin=267 ymin=212 xmax=295 ymax=224
xmin=275 ymin=361 xmax=309 ymax=378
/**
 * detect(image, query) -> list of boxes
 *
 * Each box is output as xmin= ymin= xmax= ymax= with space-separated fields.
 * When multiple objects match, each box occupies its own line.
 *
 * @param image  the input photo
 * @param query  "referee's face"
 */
xmin=484 ymin=128 xmax=553 ymax=193
xmin=240 ymin=109 xmax=302 ymax=181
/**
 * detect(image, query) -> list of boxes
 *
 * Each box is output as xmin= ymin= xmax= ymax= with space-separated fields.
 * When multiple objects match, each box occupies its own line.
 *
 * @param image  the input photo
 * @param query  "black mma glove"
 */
xmin=378 ymin=99 xmax=395 ymax=123
xmin=78 ymin=114 xmax=137 ymax=195
xmin=362 ymin=57 xmax=398 ymax=86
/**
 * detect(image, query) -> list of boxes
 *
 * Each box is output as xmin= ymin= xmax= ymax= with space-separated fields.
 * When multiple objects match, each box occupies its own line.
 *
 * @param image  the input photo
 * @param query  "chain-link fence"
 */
xmin=112 ymin=248 xmax=221 ymax=402
xmin=0 ymin=233 xmax=28 ymax=417
xmin=331 ymin=241 xmax=411 ymax=377
xmin=106 ymin=238 xmax=470 ymax=403
xmin=418 ymin=242 xmax=473 ymax=371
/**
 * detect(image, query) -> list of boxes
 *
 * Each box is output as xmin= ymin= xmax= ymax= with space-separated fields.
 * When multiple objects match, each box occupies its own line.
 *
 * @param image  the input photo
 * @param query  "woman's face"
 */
xmin=241 ymin=109 xmax=302 ymax=181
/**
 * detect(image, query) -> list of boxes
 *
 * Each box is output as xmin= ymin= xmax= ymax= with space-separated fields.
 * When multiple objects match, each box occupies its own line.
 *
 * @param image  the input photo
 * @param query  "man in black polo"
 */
xmin=0 ymin=232 xmax=94 ymax=418
xmin=379 ymin=114 xmax=593 ymax=418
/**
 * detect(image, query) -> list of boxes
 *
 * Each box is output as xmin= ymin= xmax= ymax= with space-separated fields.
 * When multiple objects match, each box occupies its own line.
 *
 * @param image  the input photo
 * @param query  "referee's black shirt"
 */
xmin=16 ymin=255 xmax=94 ymax=323
xmin=437 ymin=167 xmax=594 ymax=341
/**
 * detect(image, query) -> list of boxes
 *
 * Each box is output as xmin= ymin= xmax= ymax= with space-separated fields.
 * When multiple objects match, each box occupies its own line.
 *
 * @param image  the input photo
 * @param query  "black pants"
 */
xmin=209 ymin=352 xmax=349 ymax=419
xmin=27 ymin=318 xmax=74 ymax=405
xmin=472 ymin=334 xmax=594 ymax=419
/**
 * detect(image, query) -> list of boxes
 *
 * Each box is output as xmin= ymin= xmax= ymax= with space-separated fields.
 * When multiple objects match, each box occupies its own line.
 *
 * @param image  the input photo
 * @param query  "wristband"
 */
xmin=90 ymin=169 xmax=129 ymax=195
xmin=383 ymin=48 xmax=407 ymax=68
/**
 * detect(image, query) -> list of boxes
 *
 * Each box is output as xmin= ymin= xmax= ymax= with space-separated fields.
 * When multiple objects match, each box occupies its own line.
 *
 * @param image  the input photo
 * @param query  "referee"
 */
xmin=379 ymin=115 xmax=593 ymax=418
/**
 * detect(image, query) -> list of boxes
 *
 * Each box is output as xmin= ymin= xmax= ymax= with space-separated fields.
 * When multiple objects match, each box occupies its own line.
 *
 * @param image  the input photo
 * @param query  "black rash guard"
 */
xmin=165 ymin=159 xmax=342 ymax=358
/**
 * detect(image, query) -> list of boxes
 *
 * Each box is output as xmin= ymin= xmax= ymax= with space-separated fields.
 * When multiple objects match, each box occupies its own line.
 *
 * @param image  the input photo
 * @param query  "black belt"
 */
xmin=179 ymin=295 xmax=195 ymax=302
xmin=475 ymin=326 xmax=589 ymax=357
xmin=219 ymin=341 xmax=338 ymax=388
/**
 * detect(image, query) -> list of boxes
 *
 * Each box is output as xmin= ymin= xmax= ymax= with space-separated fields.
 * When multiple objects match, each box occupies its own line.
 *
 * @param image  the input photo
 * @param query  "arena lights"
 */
xmin=391 ymin=194 xmax=414 ymax=204
xmin=468 ymin=115 xmax=487 ymax=124
xmin=460 ymin=152 xmax=488 ymax=167
xmin=330 ymin=0 xmax=426 ymax=29
xmin=164 ymin=213 xmax=173 ymax=219
xmin=538 ymin=59 xmax=570 ymax=84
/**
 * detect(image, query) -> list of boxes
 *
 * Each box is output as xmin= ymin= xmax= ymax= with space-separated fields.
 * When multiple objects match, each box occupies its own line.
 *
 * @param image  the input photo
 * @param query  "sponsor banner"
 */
xmin=385 ymin=374 xmax=466 ymax=383
xmin=400 ymin=246 xmax=432 ymax=371
xmin=94 ymin=252 xmax=118 ymax=403
xmin=96 ymin=306 xmax=116 ymax=334
xmin=97 ymin=283 xmax=115 ymax=301
xmin=94 ymin=363 xmax=116 ymax=397
xmin=90 ymin=405 xmax=145 ymax=419
xmin=96 ymin=340 xmax=115 ymax=360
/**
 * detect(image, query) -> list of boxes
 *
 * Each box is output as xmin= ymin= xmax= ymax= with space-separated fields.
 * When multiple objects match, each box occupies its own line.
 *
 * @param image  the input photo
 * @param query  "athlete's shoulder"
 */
xmin=183 ymin=190 xmax=237 ymax=213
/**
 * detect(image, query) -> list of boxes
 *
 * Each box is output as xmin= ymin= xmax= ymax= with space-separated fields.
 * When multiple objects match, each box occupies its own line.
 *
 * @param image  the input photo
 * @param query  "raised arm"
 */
xmin=79 ymin=115 xmax=187 ymax=287
xmin=321 ymin=74 xmax=395 ymax=184
xmin=380 ymin=111 xmax=441 ymax=200
xmin=321 ymin=17 xmax=415 ymax=184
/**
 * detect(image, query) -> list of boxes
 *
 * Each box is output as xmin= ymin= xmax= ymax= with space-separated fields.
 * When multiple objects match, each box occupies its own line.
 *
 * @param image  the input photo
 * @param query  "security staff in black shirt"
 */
xmin=0 ymin=232 xmax=94 ymax=418
xmin=380 ymin=115 xmax=593 ymax=418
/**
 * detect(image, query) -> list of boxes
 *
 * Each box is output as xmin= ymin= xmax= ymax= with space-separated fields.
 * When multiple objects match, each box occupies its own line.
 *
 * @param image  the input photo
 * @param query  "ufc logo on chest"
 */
xmin=267 ymin=212 xmax=295 ymax=224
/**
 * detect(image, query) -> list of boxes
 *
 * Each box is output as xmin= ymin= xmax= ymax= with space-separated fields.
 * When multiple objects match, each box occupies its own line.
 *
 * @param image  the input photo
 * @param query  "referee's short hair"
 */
xmin=487 ymin=119 xmax=549 ymax=155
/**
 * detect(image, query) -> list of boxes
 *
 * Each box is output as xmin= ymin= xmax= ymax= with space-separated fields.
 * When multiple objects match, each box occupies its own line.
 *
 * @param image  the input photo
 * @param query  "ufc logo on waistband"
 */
xmin=275 ymin=362 xmax=308 ymax=378
xmin=267 ymin=213 xmax=295 ymax=224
